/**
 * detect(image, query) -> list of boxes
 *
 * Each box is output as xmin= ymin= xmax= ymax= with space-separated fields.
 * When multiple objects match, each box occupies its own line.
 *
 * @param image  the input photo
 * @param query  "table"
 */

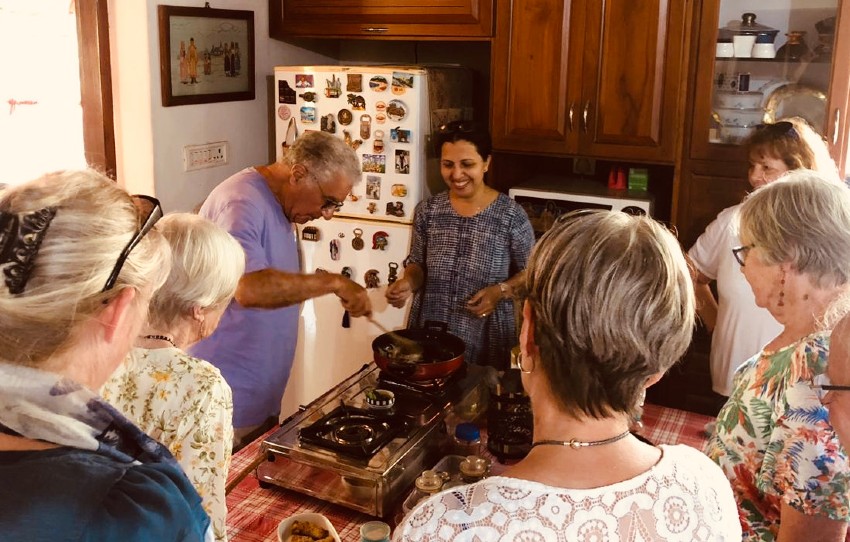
xmin=225 ymin=403 xmax=715 ymax=542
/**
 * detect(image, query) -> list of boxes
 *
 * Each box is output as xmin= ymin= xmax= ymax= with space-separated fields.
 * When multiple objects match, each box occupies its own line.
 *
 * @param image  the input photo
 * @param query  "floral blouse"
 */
xmin=706 ymin=331 xmax=850 ymax=541
xmin=102 ymin=347 xmax=234 ymax=542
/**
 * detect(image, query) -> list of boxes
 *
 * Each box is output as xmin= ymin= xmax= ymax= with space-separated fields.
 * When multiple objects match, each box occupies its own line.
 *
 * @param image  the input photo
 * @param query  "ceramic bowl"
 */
xmin=713 ymin=107 xmax=764 ymax=127
xmin=277 ymin=512 xmax=341 ymax=542
xmin=715 ymin=90 xmax=763 ymax=109
xmin=719 ymin=124 xmax=757 ymax=144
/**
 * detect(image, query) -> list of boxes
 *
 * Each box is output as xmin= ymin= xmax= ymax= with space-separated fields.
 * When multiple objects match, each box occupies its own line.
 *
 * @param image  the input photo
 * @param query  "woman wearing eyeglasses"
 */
xmin=706 ymin=171 xmax=850 ymax=541
xmin=396 ymin=210 xmax=740 ymax=541
xmin=0 ymin=170 xmax=211 ymax=540
xmin=102 ymin=213 xmax=245 ymax=542
xmin=689 ymin=117 xmax=839 ymax=405
xmin=385 ymin=121 xmax=534 ymax=369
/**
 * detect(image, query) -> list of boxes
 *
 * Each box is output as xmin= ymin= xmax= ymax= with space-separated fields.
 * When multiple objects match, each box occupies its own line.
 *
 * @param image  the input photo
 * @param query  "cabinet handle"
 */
xmin=568 ymin=102 xmax=575 ymax=132
xmin=582 ymin=101 xmax=590 ymax=133
xmin=833 ymin=108 xmax=841 ymax=146
xmin=361 ymin=27 xmax=389 ymax=33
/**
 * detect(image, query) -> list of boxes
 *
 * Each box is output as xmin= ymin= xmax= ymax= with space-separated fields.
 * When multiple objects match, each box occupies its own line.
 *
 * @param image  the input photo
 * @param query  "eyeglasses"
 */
xmin=102 ymin=195 xmax=163 ymax=292
xmin=732 ymin=244 xmax=754 ymax=266
xmin=755 ymin=121 xmax=799 ymax=139
xmin=811 ymin=374 xmax=850 ymax=401
xmin=315 ymin=180 xmax=344 ymax=213
xmin=436 ymin=120 xmax=477 ymax=134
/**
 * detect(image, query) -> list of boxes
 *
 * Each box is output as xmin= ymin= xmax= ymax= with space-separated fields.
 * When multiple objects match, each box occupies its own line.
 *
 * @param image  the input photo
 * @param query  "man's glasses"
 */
xmin=315 ymin=180 xmax=344 ymax=213
xmin=102 ymin=195 xmax=163 ymax=292
xmin=811 ymin=374 xmax=850 ymax=401
xmin=732 ymin=244 xmax=754 ymax=266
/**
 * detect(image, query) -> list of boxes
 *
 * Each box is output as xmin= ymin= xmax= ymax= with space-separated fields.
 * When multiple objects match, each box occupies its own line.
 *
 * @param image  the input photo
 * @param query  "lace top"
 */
xmin=394 ymin=445 xmax=740 ymax=541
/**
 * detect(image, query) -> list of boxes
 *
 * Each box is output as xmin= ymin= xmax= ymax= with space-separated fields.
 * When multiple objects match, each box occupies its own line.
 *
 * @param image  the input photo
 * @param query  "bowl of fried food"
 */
xmin=277 ymin=513 xmax=341 ymax=542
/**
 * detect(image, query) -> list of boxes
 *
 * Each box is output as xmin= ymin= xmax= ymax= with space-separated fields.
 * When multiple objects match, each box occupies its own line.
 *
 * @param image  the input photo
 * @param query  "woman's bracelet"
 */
xmin=499 ymin=282 xmax=512 ymax=299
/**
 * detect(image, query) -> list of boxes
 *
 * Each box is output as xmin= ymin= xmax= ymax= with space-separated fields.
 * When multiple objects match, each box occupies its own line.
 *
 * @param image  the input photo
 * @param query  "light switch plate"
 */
xmin=184 ymin=141 xmax=228 ymax=171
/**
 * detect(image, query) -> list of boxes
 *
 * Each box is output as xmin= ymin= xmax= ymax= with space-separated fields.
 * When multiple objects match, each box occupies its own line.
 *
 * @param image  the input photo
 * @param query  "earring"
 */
xmin=778 ymin=267 xmax=786 ymax=307
xmin=632 ymin=389 xmax=647 ymax=431
xmin=518 ymin=352 xmax=534 ymax=374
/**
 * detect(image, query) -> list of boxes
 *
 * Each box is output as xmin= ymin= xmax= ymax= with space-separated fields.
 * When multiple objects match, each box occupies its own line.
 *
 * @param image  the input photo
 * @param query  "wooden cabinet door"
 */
xmin=491 ymin=0 xmax=585 ymax=154
xmin=270 ymin=0 xmax=494 ymax=39
xmin=578 ymin=0 xmax=686 ymax=162
xmin=676 ymin=165 xmax=748 ymax=249
xmin=825 ymin=0 xmax=850 ymax=174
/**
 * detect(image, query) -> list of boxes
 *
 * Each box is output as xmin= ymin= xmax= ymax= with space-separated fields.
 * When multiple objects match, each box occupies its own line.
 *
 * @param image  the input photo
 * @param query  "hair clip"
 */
xmin=0 ymin=207 xmax=57 ymax=294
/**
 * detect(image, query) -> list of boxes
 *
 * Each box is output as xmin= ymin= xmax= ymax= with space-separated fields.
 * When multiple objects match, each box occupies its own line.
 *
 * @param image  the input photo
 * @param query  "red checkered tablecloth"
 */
xmin=225 ymin=403 xmax=715 ymax=541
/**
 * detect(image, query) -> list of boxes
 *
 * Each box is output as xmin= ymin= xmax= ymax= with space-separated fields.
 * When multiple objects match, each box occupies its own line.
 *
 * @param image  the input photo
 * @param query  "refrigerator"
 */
xmin=274 ymin=65 xmax=473 ymax=418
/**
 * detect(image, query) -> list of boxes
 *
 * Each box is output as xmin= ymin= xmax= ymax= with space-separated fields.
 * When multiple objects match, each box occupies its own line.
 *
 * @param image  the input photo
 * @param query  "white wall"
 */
xmin=109 ymin=0 xmax=337 ymax=212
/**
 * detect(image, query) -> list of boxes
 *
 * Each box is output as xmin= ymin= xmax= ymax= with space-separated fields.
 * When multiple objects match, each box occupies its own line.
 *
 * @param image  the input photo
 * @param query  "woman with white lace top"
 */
xmin=102 ymin=213 xmax=245 ymax=542
xmin=394 ymin=210 xmax=741 ymax=542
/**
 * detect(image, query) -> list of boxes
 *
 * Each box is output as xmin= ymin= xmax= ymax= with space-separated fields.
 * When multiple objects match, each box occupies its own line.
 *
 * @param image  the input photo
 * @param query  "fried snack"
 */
xmin=289 ymin=536 xmax=314 ymax=542
xmin=315 ymin=537 xmax=335 ymax=542
xmin=291 ymin=520 xmax=329 ymax=539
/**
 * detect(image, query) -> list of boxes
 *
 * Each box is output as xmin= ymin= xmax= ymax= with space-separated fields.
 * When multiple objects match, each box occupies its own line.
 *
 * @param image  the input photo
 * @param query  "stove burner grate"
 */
xmin=299 ymin=405 xmax=409 ymax=460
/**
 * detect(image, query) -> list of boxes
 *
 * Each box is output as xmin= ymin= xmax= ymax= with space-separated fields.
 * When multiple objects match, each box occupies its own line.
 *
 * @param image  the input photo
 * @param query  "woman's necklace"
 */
xmin=143 ymin=334 xmax=176 ymax=348
xmin=531 ymin=429 xmax=631 ymax=450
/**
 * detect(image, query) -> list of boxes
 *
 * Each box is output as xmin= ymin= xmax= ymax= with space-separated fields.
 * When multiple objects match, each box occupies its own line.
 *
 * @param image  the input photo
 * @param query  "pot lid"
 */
xmin=724 ymin=12 xmax=777 ymax=34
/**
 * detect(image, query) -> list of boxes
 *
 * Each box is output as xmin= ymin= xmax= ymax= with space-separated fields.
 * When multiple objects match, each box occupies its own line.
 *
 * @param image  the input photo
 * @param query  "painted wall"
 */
xmin=108 ymin=0 xmax=337 ymax=212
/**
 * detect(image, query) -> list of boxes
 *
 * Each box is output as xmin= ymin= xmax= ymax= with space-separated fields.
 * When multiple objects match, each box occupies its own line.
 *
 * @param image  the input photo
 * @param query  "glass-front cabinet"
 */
xmin=690 ymin=0 xmax=850 ymax=169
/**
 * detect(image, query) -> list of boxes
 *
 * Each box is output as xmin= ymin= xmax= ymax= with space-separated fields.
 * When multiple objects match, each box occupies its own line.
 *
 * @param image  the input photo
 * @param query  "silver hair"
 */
xmin=525 ymin=210 xmax=695 ymax=419
xmin=282 ymin=131 xmax=361 ymax=187
xmin=0 ymin=169 xmax=171 ymax=366
xmin=739 ymin=169 xmax=850 ymax=289
xmin=147 ymin=213 xmax=245 ymax=329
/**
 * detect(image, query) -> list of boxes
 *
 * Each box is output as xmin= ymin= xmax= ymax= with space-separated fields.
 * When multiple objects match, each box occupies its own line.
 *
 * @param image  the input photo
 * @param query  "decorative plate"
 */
xmin=763 ymin=84 xmax=827 ymax=133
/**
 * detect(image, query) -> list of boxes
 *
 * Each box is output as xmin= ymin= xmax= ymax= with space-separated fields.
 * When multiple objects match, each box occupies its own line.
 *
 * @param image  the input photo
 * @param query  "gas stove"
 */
xmin=257 ymin=362 xmax=486 ymax=517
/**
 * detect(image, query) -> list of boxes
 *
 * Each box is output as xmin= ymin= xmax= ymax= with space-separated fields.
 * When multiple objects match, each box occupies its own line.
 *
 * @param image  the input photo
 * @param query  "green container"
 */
xmin=628 ymin=168 xmax=649 ymax=192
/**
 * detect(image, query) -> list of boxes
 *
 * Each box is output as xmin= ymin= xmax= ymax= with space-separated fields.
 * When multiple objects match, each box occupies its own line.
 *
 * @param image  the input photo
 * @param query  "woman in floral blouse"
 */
xmin=102 ymin=213 xmax=245 ymax=542
xmin=707 ymin=170 xmax=850 ymax=541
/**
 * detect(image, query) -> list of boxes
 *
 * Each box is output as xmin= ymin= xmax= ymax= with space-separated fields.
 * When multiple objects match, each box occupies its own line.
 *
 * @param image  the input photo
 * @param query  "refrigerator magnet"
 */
xmin=338 ymin=109 xmax=353 ymax=125
xmin=366 ymin=176 xmax=381 ymax=200
xmin=343 ymin=130 xmax=362 ymax=151
xmin=295 ymin=74 xmax=313 ymax=88
xmin=330 ymin=239 xmax=341 ymax=261
xmin=360 ymin=114 xmax=372 ymax=139
xmin=387 ymin=100 xmax=407 ymax=122
xmin=367 ymin=202 xmax=378 ymax=214
xmin=325 ymin=74 xmax=342 ymax=98
xmin=362 ymin=154 xmax=385 ymax=174
xmin=300 ymin=107 xmax=317 ymax=123
xmin=372 ymin=231 xmax=389 ymax=250
xmin=352 ymin=229 xmax=365 ymax=250
xmin=347 ymin=94 xmax=366 ymax=110
xmin=279 ymin=80 xmax=296 ymax=104
xmin=373 ymin=130 xmax=385 ymax=153
xmin=395 ymin=150 xmax=410 ymax=174
xmin=321 ymin=113 xmax=336 ymax=134
xmin=390 ymin=127 xmax=411 ymax=143
xmin=391 ymin=184 xmax=408 ymax=197
xmin=392 ymin=71 xmax=413 ymax=94
xmin=341 ymin=266 xmax=353 ymax=279
xmin=387 ymin=262 xmax=399 ymax=284
xmin=277 ymin=105 xmax=291 ymax=121
xmin=386 ymin=202 xmax=405 ymax=217
xmin=369 ymin=76 xmax=388 ymax=92
xmin=347 ymin=74 xmax=362 ymax=92
xmin=364 ymin=269 xmax=380 ymax=289
xmin=375 ymin=113 xmax=386 ymax=125
xmin=298 ymin=91 xmax=317 ymax=103
xmin=301 ymin=226 xmax=320 ymax=241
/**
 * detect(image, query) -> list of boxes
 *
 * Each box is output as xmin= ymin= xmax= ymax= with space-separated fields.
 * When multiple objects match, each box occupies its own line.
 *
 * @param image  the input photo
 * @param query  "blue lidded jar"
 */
xmin=453 ymin=423 xmax=482 ymax=457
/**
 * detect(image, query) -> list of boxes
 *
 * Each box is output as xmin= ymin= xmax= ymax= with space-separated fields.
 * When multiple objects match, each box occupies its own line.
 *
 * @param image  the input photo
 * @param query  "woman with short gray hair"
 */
xmin=396 ymin=210 xmax=740 ymax=541
xmin=707 ymin=170 xmax=850 ymax=541
xmin=102 ymin=212 xmax=245 ymax=542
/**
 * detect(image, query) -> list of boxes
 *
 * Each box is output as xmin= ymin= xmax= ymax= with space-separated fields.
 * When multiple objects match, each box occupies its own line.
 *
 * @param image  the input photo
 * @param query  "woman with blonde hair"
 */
xmin=102 ymin=213 xmax=245 ymax=542
xmin=396 ymin=210 xmax=740 ymax=541
xmin=707 ymin=170 xmax=850 ymax=540
xmin=0 ymin=170 xmax=211 ymax=540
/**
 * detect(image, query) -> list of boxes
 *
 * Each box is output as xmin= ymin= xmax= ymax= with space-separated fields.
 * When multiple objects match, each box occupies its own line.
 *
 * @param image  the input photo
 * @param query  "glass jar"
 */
xmin=452 ymin=423 xmax=481 ymax=457
xmin=459 ymin=455 xmax=491 ymax=484
xmin=403 ymin=469 xmax=446 ymax=514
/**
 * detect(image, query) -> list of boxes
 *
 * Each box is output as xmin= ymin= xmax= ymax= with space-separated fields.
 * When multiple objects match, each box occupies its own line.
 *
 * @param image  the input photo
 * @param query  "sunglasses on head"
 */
xmin=436 ymin=120 xmax=478 ymax=134
xmin=102 ymin=195 xmax=163 ymax=292
xmin=755 ymin=121 xmax=798 ymax=139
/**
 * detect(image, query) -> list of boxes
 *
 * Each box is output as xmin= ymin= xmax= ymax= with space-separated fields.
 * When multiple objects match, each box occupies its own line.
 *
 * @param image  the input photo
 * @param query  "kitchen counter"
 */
xmin=225 ymin=402 xmax=715 ymax=541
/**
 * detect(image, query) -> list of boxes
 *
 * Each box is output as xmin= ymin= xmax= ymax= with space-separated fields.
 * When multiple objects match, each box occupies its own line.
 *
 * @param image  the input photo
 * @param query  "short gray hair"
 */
xmin=148 ymin=213 xmax=245 ymax=329
xmin=739 ymin=170 xmax=850 ymax=289
xmin=525 ymin=210 xmax=695 ymax=420
xmin=0 ymin=169 xmax=171 ymax=366
xmin=282 ymin=131 xmax=360 ymax=187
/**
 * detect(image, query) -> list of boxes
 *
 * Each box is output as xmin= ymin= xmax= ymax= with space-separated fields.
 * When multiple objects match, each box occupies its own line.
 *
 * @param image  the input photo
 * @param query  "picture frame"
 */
xmin=157 ymin=5 xmax=255 ymax=107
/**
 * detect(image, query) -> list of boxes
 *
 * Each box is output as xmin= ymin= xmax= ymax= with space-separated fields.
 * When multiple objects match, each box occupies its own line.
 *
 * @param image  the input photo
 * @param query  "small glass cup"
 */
xmin=361 ymin=520 xmax=391 ymax=542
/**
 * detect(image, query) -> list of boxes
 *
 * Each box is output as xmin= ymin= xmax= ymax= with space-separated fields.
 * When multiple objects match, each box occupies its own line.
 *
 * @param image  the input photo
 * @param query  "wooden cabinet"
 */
xmin=269 ymin=0 xmax=494 ymax=39
xmin=675 ymin=0 xmax=850 ymax=248
xmin=490 ymin=0 xmax=687 ymax=163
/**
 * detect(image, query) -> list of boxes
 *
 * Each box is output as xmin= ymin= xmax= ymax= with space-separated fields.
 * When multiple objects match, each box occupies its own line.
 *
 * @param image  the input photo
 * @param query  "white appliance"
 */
xmin=274 ymin=65 xmax=473 ymax=418
xmin=509 ymin=176 xmax=654 ymax=239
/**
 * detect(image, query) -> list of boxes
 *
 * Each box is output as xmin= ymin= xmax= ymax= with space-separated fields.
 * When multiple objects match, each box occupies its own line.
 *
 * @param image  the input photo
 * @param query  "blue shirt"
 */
xmin=190 ymin=167 xmax=301 ymax=427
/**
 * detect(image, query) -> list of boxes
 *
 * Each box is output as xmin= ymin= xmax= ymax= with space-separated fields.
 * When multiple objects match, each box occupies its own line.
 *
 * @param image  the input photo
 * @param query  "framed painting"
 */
xmin=157 ymin=5 xmax=255 ymax=106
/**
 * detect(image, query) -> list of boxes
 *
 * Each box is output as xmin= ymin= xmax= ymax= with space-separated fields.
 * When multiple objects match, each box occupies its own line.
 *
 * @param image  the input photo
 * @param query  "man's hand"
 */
xmin=335 ymin=275 xmax=371 ymax=317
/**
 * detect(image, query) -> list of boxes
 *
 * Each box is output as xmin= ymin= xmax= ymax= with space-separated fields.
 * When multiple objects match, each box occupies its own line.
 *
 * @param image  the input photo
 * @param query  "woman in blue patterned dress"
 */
xmin=706 ymin=170 xmax=850 ymax=541
xmin=385 ymin=121 xmax=534 ymax=369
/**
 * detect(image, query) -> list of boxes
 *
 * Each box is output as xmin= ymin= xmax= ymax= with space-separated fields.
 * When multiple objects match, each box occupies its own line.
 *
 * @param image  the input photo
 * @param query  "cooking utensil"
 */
xmin=367 ymin=316 xmax=423 ymax=358
xmin=372 ymin=321 xmax=465 ymax=381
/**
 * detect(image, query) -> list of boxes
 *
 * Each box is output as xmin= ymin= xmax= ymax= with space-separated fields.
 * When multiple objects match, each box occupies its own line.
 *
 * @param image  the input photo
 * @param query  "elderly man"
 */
xmin=190 ymin=131 xmax=370 ymax=446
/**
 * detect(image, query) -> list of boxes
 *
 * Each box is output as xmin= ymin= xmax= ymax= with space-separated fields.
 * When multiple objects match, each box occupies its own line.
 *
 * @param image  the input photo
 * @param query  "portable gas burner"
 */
xmin=257 ymin=362 xmax=486 ymax=517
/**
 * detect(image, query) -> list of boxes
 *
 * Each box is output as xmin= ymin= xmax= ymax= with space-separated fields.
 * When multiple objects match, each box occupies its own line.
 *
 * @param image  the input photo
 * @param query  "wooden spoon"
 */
xmin=368 ymin=317 xmax=424 ymax=358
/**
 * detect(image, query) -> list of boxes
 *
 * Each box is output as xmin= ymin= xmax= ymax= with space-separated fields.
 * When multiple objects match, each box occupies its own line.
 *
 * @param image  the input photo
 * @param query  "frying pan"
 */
xmin=372 ymin=321 xmax=465 ymax=381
